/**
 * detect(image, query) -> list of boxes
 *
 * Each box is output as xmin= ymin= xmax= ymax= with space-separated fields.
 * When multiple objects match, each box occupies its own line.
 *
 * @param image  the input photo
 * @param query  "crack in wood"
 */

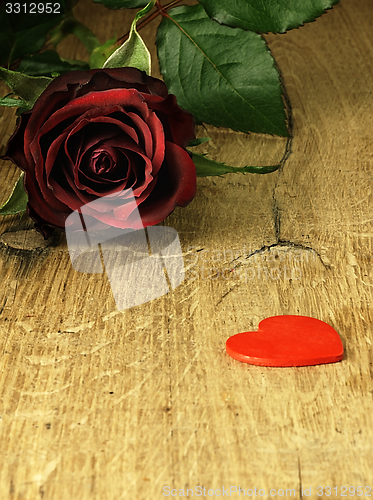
xmin=298 ymin=455 xmax=303 ymax=499
xmin=241 ymin=241 xmax=331 ymax=270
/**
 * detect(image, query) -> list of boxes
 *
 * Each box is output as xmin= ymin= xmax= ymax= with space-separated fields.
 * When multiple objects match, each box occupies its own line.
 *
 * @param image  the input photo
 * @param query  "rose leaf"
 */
xmin=191 ymin=152 xmax=281 ymax=177
xmin=92 ymin=0 xmax=149 ymax=9
xmin=0 ymin=95 xmax=27 ymax=108
xmin=89 ymin=37 xmax=118 ymax=69
xmin=0 ymin=67 xmax=52 ymax=109
xmin=198 ymin=0 xmax=340 ymax=34
xmin=62 ymin=17 xmax=101 ymax=55
xmin=17 ymin=50 xmax=90 ymax=77
xmin=103 ymin=23 xmax=151 ymax=73
xmin=103 ymin=1 xmax=155 ymax=73
xmin=0 ymin=173 xmax=28 ymax=216
xmin=0 ymin=1 xmax=67 ymax=66
xmin=188 ymin=137 xmax=211 ymax=148
xmin=156 ymin=4 xmax=288 ymax=136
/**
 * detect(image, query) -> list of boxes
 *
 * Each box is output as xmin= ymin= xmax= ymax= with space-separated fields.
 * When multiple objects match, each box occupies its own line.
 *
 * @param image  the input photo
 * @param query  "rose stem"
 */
xmin=116 ymin=0 xmax=183 ymax=44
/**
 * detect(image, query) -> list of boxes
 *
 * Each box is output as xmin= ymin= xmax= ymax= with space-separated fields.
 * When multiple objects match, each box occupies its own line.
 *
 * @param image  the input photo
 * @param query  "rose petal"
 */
xmin=3 ymin=68 xmax=196 ymax=239
xmin=142 ymin=110 xmax=165 ymax=177
xmin=38 ymin=88 xmax=150 ymax=136
xmin=138 ymin=141 xmax=196 ymax=226
xmin=143 ymin=94 xmax=195 ymax=148
xmin=65 ymin=115 xmax=139 ymax=167
xmin=126 ymin=111 xmax=153 ymax=159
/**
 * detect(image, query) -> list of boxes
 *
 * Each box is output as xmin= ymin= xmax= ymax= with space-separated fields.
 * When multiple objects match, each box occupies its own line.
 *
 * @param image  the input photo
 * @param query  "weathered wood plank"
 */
xmin=1 ymin=0 xmax=373 ymax=498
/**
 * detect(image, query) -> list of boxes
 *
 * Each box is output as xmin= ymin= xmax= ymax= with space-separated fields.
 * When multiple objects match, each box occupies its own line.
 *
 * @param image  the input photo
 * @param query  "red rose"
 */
xmin=3 ymin=68 xmax=196 ymax=238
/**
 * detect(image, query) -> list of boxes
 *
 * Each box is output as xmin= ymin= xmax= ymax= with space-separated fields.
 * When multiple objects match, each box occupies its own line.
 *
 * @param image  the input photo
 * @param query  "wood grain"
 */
xmin=1 ymin=0 xmax=373 ymax=498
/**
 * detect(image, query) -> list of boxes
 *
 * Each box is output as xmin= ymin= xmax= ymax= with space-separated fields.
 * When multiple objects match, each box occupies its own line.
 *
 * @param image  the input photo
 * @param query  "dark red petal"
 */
xmin=67 ymin=115 xmax=140 ymax=161
xmin=139 ymin=110 xmax=165 ymax=177
xmin=23 ymin=167 xmax=71 ymax=228
xmin=18 ymin=68 xmax=167 ymax=141
xmin=126 ymin=111 xmax=153 ymax=159
xmin=83 ymin=147 xmax=125 ymax=180
xmin=1 ymin=112 xmax=32 ymax=171
xmin=41 ymin=111 xmax=143 ymax=195
xmin=2 ymin=68 xmax=195 ymax=237
xmin=27 ymin=89 xmax=150 ymax=158
xmin=29 ymin=67 xmax=168 ymax=101
xmin=31 ymin=105 xmax=122 ymax=187
xmin=76 ymin=150 xmax=131 ymax=195
xmin=3 ymin=115 xmax=71 ymax=230
xmin=27 ymin=203 xmax=66 ymax=238
xmin=79 ymin=67 xmax=169 ymax=98
xmin=62 ymin=114 xmax=140 ymax=182
xmin=143 ymin=94 xmax=195 ymax=149
xmin=138 ymin=141 xmax=196 ymax=226
xmin=20 ymin=81 xmax=87 ymax=147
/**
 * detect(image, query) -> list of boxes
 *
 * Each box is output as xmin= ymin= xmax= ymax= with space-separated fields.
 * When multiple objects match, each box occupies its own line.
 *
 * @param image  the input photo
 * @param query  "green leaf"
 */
xmin=47 ymin=14 xmax=101 ymax=54
xmin=0 ymin=0 xmax=70 ymax=66
xmin=16 ymin=105 xmax=32 ymax=116
xmin=103 ymin=1 xmax=155 ymax=73
xmin=5 ymin=0 xmax=75 ymax=34
xmin=191 ymin=152 xmax=281 ymax=177
xmin=0 ymin=67 xmax=52 ymax=109
xmin=102 ymin=25 xmax=150 ymax=73
xmin=0 ymin=173 xmax=28 ymax=216
xmin=92 ymin=0 xmax=148 ymax=9
xmin=0 ymin=95 xmax=27 ymax=108
xmin=198 ymin=0 xmax=340 ymax=34
xmin=17 ymin=51 xmax=90 ymax=76
xmin=89 ymin=37 xmax=118 ymax=69
xmin=64 ymin=17 xmax=101 ymax=54
xmin=0 ymin=19 xmax=57 ymax=67
xmin=156 ymin=4 xmax=288 ymax=136
xmin=188 ymin=137 xmax=211 ymax=147
xmin=48 ymin=16 xmax=73 ymax=47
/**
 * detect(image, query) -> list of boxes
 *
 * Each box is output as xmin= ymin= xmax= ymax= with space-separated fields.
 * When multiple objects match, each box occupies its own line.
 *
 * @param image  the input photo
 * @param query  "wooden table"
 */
xmin=0 ymin=0 xmax=372 ymax=498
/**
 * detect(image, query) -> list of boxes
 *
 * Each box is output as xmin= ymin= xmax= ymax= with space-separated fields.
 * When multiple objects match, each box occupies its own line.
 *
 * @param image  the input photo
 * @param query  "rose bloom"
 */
xmin=3 ymin=68 xmax=196 ymax=238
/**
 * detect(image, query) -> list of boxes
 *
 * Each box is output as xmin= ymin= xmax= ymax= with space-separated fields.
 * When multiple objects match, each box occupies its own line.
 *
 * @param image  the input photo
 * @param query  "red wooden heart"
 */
xmin=226 ymin=315 xmax=344 ymax=367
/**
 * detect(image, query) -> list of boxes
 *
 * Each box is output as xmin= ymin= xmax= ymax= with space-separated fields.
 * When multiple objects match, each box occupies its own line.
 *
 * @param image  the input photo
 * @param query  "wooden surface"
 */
xmin=1 ymin=0 xmax=373 ymax=498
